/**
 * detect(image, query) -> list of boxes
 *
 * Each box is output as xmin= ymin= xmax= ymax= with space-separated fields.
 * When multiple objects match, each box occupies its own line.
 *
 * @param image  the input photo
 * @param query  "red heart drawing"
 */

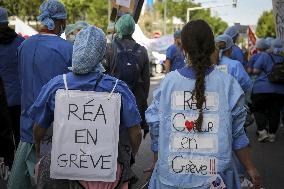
xmin=185 ymin=120 xmax=194 ymax=131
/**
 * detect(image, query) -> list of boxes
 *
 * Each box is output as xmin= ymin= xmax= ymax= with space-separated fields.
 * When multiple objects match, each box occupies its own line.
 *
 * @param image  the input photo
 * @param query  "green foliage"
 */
xmin=0 ymin=0 xmax=108 ymax=31
xmin=154 ymin=0 xmax=228 ymax=35
xmin=256 ymin=10 xmax=276 ymax=38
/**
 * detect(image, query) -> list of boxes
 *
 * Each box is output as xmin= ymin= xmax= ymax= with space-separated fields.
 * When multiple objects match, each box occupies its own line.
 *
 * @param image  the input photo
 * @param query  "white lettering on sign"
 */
xmin=170 ymin=155 xmax=217 ymax=176
xmin=172 ymin=113 xmax=219 ymax=133
xmin=170 ymin=134 xmax=218 ymax=153
xmin=171 ymin=91 xmax=219 ymax=111
xmin=216 ymin=65 xmax=228 ymax=74
xmin=50 ymin=90 xmax=121 ymax=182
xmin=116 ymin=0 xmax=131 ymax=8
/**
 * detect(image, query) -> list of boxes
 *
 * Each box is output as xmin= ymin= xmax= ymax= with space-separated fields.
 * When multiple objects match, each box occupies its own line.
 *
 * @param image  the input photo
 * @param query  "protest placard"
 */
xmin=116 ymin=0 xmax=131 ymax=8
xmin=50 ymin=89 xmax=121 ymax=182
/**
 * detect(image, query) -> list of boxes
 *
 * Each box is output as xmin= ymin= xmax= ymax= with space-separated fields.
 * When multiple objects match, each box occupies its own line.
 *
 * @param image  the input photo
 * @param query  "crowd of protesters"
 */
xmin=1 ymin=0 xmax=284 ymax=189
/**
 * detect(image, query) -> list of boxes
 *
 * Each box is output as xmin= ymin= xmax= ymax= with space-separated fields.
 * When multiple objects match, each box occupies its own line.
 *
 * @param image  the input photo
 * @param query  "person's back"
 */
xmin=146 ymin=20 xmax=260 ymax=189
xmin=0 ymin=7 xmax=25 ymax=145
xmin=106 ymin=14 xmax=150 ymax=137
xmin=165 ymin=31 xmax=185 ymax=73
xmin=8 ymin=1 xmax=73 ymax=189
xmin=19 ymin=33 xmax=72 ymax=143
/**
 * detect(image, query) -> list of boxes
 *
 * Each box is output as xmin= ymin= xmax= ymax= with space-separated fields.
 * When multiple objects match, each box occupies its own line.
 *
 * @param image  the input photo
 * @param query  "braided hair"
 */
xmin=181 ymin=20 xmax=215 ymax=131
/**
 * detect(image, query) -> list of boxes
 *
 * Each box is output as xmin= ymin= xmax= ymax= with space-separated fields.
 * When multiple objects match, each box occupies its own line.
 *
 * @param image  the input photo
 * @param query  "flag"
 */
xmin=247 ymin=26 xmax=257 ymax=56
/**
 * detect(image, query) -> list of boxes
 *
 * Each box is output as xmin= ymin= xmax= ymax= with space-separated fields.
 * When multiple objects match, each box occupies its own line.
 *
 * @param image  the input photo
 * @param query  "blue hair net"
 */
xmin=0 ymin=7 xmax=8 ymax=24
xmin=215 ymin=34 xmax=234 ymax=59
xmin=271 ymin=38 xmax=283 ymax=49
xmin=224 ymin=26 xmax=239 ymax=38
xmin=174 ymin=30 xmax=181 ymax=39
xmin=265 ymin=37 xmax=274 ymax=47
xmin=37 ymin=0 xmax=67 ymax=30
xmin=69 ymin=26 xmax=106 ymax=74
xmin=256 ymin=38 xmax=270 ymax=50
xmin=65 ymin=21 xmax=89 ymax=36
xmin=115 ymin=14 xmax=135 ymax=39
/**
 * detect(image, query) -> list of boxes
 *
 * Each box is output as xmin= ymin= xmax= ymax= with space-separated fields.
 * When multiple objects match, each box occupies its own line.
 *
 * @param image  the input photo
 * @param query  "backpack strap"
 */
xmin=132 ymin=43 xmax=140 ymax=54
xmin=93 ymin=74 xmax=104 ymax=90
xmin=268 ymin=53 xmax=276 ymax=64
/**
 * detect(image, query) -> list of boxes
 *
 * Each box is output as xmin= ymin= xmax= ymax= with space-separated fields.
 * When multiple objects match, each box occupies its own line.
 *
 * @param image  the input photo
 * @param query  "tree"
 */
xmin=256 ymin=10 xmax=276 ymax=38
xmin=154 ymin=0 xmax=228 ymax=35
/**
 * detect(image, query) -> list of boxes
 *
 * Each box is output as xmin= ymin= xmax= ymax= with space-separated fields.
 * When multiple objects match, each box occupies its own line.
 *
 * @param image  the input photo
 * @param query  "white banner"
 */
xmin=50 ymin=89 xmax=121 ymax=182
xmin=15 ymin=17 xmax=38 ymax=38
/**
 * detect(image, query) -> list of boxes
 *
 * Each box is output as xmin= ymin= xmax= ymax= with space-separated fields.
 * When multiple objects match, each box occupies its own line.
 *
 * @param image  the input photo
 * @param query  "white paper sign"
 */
xmin=170 ymin=134 xmax=218 ymax=153
xmin=116 ymin=0 xmax=131 ymax=8
xmin=170 ymin=155 xmax=217 ymax=176
xmin=171 ymin=91 xmax=219 ymax=111
xmin=50 ymin=89 xmax=121 ymax=182
xmin=172 ymin=113 xmax=219 ymax=134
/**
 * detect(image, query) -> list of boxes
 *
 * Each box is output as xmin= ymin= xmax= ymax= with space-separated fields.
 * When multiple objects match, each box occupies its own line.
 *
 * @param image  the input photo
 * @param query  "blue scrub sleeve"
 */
xmin=231 ymin=94 xmax=249 ymax=150
xmin=166 ymin=45 xmax=176 ymax=61
xmin=253 ymin=53 xmax=267 ymax=70
xmin=146 ymin=88 xmax=161 ymax=152
xmin=235 ymin=62 xmax=252 ymax=92
xmin=116 ymin=82 xmax=142 ymax=128
xmin=232 ymin=45 xmax=244 ymax=64
xmin=28 ymin=77 xmax=60 ymax=129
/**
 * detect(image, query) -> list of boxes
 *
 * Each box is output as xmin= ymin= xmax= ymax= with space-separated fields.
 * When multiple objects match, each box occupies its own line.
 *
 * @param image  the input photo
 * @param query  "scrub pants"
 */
xmin=251 ymin=93 xmax=284 ymax=134
xmin=7 ymin=141 xmax=36 ymax=189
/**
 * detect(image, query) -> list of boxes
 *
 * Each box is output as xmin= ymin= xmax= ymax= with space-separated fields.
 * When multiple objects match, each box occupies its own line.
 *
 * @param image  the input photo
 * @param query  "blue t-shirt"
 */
xmin=231 ymin=45 xmax=244 ymax=66
xmin=19 ymin=34 xmax=73 ymax=143
xmin=166 ymin=44 xmax=185 ymax=71
xmin=253 ymin=52 xmax=284 ymax=94
xmin=219 ymin=56 xmax=252 ymax=92
xmin=28 ymin=72 xmax=141 ymax=131
xmin=0 ymin=35 xmax=25 ymax=107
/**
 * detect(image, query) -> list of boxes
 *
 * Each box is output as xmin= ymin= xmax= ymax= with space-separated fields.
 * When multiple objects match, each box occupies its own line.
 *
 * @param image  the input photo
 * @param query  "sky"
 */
xmin=194 ymin=0 xmax=273 ymax=26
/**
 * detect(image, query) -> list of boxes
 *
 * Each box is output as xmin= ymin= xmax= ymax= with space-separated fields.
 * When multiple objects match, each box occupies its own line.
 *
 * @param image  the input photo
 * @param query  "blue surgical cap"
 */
xmin=256 ymin=38 xmax=270 ymax=50
xmin=0 ymin=7 xmax=8 ymax=24
xmin=69 ymin=26 xmax=107 ymax=74
xmin=224 ymin=26 xmax=239 ymax=38
xmin=271 ymin=38 xmax=283 ymax=49
xmin=265 ymin=37 xmax=274 ymax=47
xmin=65 ymin=21 xmax=89 ymax=36
xmin=37 ymin=0 xmax=67 ymax=30
xmin=174 ymin=30 xmax=181 ymax=39
xmin=215 ymin=34 xmax=234 ymax=59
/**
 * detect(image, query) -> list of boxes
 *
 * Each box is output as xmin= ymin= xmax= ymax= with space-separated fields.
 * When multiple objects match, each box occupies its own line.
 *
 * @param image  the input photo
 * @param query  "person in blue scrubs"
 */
xmin=165 ymin=30 xmax=185 ymax=73
xmin=0 ymin=7 xmax=25 ymax=146
xmin=247 ymin=39 xmax=270 ymax=75
xmin=146 ymin=20 xmax=260 ymax=189
xmin=224 ymin=26 xmax=245 ymax=66
xmin=215 ymin=34 xmax=251 ymax=93
xmin=29 ymin=26 xmax=142 ymax=188
xmin=7 ymin=1 xmax=73 ymax=189
xmin=252 ymin=38 xmax=284 ymax=143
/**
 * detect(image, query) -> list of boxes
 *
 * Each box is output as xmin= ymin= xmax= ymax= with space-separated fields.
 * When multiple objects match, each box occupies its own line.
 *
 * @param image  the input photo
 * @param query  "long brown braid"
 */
xmin=181 ymin=20 xmax=215 ymax=131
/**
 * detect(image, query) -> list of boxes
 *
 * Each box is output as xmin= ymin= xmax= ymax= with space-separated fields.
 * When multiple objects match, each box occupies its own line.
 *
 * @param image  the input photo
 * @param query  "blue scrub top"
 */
xmin=28 ymin=72 xmax=141 ymax=131
xmin=248 ymin=53 xmax=261 ymax=70
xmin=231 ymin=45 xmax=244 ymax=66
xmin=253 ymin=52 xmax=284 ymax=94
xmin=0 ymin=35 xmax=25 ymax=107
xmin=19 ymin=34 xmax=73 ymax=143
xmin=166 ymin=44 xmax=185 ymax=71
xmin=219 ymin=56 xmax=252 ymax=92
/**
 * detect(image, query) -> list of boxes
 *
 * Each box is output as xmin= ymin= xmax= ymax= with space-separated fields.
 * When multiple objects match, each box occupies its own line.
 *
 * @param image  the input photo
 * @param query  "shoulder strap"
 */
xmin=94 ymin=74 xmax=104 ymax=90
xmin=268 ymin=53 xmax=276 ymax=64
xmin=132 ymin=43 xmax=140 ymax=53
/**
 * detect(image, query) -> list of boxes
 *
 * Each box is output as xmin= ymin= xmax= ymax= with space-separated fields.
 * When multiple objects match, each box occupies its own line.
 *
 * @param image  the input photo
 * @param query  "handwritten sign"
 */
xmin=170 ymin=155 xmax=217 ymax=176
xmin=170 ymin=134 xmax=218 ymax=153
xmin=172 ymin=113 xmax=219 ymax=133
xmin=171 ymin=91 xmax=219 ymax=111
xmin=50 ymin=89 xmax=121 ymax=182
xmin=116 ymin=0 xmax=131 ymax=8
